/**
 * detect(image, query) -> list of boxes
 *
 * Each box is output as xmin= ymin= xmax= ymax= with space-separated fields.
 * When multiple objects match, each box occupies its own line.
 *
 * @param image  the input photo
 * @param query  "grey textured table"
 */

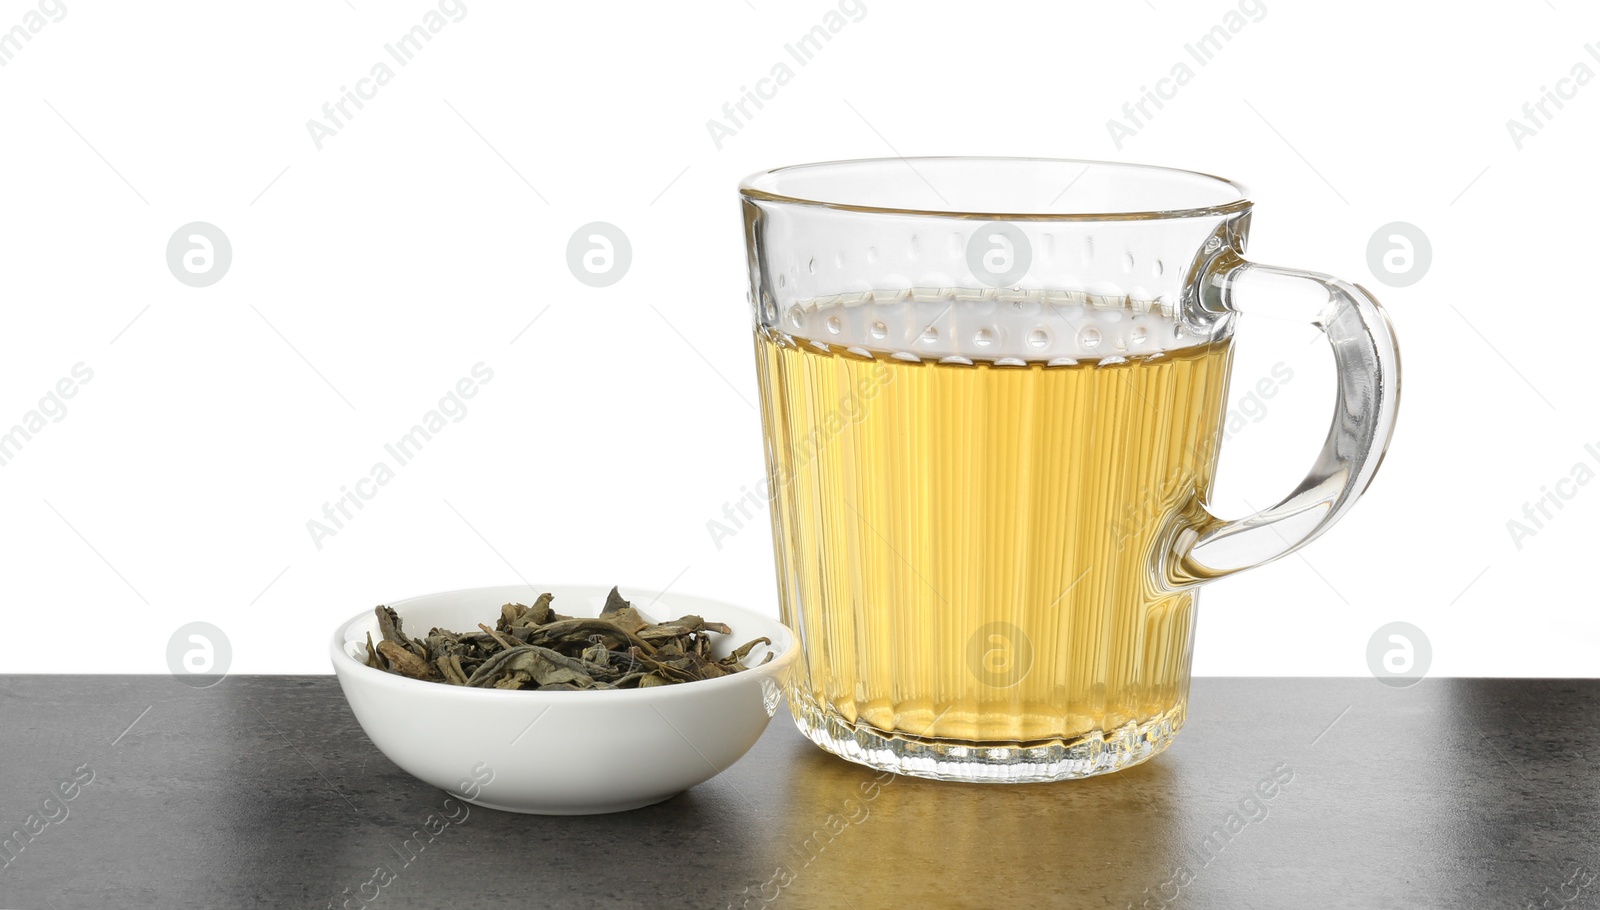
xmin=1 ymin=677 xmax=1596 ymax=909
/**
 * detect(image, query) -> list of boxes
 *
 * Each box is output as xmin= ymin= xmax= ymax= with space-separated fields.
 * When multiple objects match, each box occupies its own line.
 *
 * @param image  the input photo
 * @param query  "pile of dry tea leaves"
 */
xmin=363 ymin=587 xmax=773 ymax=690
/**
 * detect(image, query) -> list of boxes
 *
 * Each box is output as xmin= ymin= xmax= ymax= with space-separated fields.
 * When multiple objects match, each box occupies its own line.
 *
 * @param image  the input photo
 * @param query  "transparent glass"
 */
xmin=740 ymin=157 xmax=1400 ymax=782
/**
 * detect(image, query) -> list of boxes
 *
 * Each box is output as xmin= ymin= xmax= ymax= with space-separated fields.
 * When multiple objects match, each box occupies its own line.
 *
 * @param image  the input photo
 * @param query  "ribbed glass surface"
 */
xmin=755 ymin=300 xmax=1232 ymax=748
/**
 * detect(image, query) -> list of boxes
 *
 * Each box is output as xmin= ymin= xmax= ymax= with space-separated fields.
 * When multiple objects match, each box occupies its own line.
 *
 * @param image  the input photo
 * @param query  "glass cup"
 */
xmin=739 ymin=158 xmax=1399 ymax=782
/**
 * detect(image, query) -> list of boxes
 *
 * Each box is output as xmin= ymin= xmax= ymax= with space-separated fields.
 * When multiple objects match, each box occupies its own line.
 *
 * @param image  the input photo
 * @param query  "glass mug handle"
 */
xmin=1167 ymin=252 xmax=1402 ymax=585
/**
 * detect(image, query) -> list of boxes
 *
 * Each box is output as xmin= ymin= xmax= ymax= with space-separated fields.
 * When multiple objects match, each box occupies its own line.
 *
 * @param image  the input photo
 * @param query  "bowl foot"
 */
xmin=458 ymin=791 xmax=682 ymax=816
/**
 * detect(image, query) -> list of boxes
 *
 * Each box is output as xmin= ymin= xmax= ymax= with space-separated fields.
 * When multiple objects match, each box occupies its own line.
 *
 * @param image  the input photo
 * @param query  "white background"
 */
xmin=0 ymin=0 xmax=1593 ymax=677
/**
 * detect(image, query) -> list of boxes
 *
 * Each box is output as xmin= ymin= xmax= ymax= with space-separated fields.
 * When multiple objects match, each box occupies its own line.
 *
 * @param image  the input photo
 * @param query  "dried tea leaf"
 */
xmin=377 ymin=640 xmax=438 ymax=680
xmin=602 ymin=586 xmax=630 ymax=615
xmin=435 ymin=654 xmax=470 ymax=685
xmin=499 ymin=593 xmax=558 ymax=632
xmin=602 ymin=606 xmax=650 ymax=636
xmin=522 ymin=618 xmax=655 ymax=654
xmin=600 ymin=587 xmax=651 ymax=635
xmin=529 ymin=592 xmax=555 ymax=624
xmin=681 ymin=651 xmax=729 ymax=679
xmin=636 ymin=615 xmax=723 ymax=642
xmin=478 ymin=623 xmax=520 ymax=651
xmin=465 ymin=645 xmax=611 ymax=689
xmin=624 ymin=647 xmax=700 ymax=683
xmin=376 ymin=606 xmax=405 ymax=646
xmin=363 ymin=587 xmax=771 ymax=691
xmin=722 ymin=636 xmax=773 ymax=668
xmin=581 ymin=639 xmax=611 ymax=666
xmin=375 ymin=605 xmax=431 ymax=659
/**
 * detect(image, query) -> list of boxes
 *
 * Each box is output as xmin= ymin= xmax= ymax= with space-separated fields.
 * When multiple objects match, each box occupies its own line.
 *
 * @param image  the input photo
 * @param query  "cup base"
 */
xmin=789 ymin=695 xmax=1184 ymax=783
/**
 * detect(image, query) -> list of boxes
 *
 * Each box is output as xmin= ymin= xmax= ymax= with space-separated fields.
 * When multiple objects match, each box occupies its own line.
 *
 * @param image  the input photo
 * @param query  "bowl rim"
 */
xmin=330 ymin=583 xmax=798 ymax=702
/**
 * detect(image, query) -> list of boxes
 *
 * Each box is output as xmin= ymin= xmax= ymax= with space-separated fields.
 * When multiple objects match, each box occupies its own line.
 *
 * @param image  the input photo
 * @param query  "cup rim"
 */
xmin=330 ymin=583 xmax=798 ymax=702
xmin=739 ymin=156 xmax=1252 ymax=221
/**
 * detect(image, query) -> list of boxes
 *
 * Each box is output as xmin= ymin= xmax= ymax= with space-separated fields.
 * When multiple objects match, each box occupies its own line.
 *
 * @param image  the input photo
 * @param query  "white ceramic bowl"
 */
xmin=330 ymin=584 xmax=796 ymax=815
